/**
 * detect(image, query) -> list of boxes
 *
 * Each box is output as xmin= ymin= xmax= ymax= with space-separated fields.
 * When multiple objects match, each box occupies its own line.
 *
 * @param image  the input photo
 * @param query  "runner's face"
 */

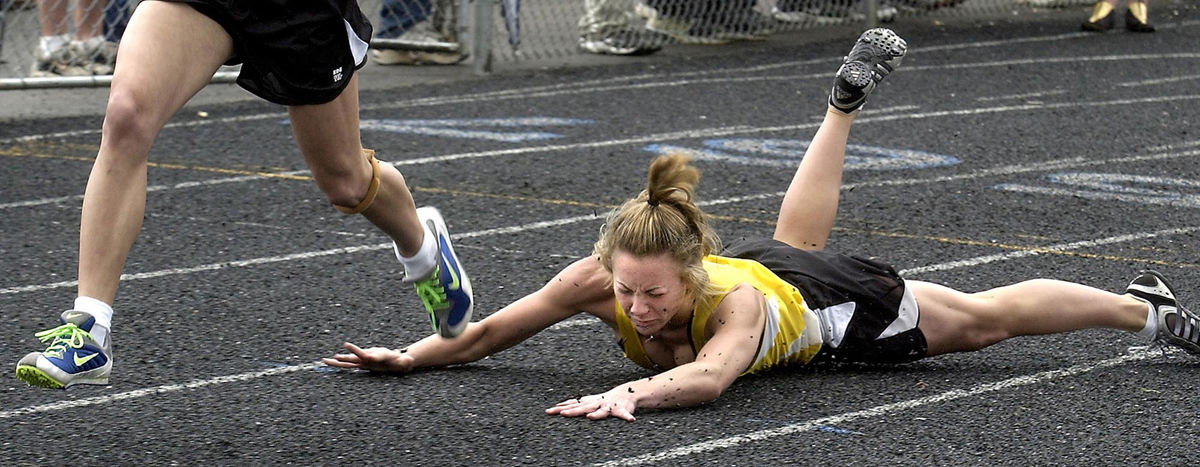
xmin=611 ymin=250 xmax=689 ymax=336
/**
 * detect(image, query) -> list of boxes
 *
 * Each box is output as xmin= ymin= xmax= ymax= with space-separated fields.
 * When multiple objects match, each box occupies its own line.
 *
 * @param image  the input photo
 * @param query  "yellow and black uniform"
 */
xmin=615 ymin=238 xmax=927 ymax=373
xmin=159 ymin=0 xmax=373 ymax=105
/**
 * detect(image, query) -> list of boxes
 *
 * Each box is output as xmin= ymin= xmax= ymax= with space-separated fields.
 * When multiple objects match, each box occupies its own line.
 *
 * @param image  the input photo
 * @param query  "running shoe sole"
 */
xmin=1128 ymin=270 xmax=1200 ymax=355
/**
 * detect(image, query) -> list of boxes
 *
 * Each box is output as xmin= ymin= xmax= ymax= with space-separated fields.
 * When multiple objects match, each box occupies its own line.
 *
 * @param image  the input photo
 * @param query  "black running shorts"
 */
xmin=723 ymin=238 xmax=928 ymax=364
xmin=158 ymin=0 xmax=372 ymax=106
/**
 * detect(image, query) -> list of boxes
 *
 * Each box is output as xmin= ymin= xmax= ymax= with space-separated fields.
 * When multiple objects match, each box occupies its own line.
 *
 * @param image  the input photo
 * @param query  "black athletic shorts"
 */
xmin=723 ymin=238 xmax=928 ymax=364
xmin=158 ymin=0 xmax=372 ymax=106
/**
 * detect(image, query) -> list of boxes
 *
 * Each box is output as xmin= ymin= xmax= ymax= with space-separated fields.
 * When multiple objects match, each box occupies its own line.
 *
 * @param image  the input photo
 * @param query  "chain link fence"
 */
xmin=0 ymin=0 xmax=1115 ymax=86
xmin=484 ymin=0 xmax=1099 ymax=64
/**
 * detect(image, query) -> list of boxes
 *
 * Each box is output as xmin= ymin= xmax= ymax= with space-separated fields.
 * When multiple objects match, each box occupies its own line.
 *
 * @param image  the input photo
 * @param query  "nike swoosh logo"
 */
xmin=438 ymin=235 xmax=461 ymax=291
xmin=73 ymin=352 xmax=99 ymax=366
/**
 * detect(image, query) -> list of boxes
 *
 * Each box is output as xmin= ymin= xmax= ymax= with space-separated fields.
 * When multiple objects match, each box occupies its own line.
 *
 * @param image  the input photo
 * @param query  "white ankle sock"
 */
xmin=74 ymin=296 xmax=113 ymax=347
xmin=395 ymin=224 xmax=438 ymax=280
xmin=1136 ymin=302 xmax=1157 ymax=341
xmin=38 ymin=35 xmax=70 ymax=58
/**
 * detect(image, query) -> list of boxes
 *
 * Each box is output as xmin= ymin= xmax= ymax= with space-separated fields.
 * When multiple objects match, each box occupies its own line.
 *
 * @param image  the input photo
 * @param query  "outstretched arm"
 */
xmin=545 ymin=284 xmax=766 ymax=421
xmin=545 ymin=359 xmax=737 ymax=422
xmin=323 ymin=257 xmax=614 ymax=373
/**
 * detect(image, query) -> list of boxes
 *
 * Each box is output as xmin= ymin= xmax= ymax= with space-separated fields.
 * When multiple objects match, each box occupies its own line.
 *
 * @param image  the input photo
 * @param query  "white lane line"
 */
xmin=903 ymin=53 xmax=1200 ymax=73
xmin=844 ymin=148 xmax=1200 ymax=191
xmin=976 ymin=89 xmax=1067 ymax=102
xmin=595 ymin=350 xmax=1154 ymax=466
xmin=1119 ymin=74 xmax=1200 ymax=87
xmin=899 ymin=226 xmax=1200 ymax=275
xmin=2 ymin=225 xmax=1190 ymax=418
xmin=0 ymin=114 xmax=278 ymax=146
xmin=0 ymin=243 xmax=391 ymax=295
xmin=0 ymin=363 xmax=321 ymax=419
xmin=0 ymin=194 xmax=81 ymax=209
xmin=547 ymin=318 xmax=600 ymax=331
xmin=1147 ymin=139 xmax=1200 ymax=152
xmin=0 ymin=175 xmax=273 ymax=210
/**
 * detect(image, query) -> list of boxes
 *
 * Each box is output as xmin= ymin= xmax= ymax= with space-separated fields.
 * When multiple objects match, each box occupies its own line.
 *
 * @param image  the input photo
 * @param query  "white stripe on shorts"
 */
xmin=344 ymin=19 xmax=369 ymax=66
xmin=877 ymin=287 xmax=919 ymax=340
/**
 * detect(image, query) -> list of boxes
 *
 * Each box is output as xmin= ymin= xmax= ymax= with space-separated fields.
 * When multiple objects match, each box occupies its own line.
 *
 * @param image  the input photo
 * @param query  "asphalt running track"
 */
xmin=3 ymin=8 xmax=1200 ymax=465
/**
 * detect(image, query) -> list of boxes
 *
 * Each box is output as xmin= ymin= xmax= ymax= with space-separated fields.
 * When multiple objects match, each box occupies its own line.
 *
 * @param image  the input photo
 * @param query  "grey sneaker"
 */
xmin=830 ymin=28 xmax=907 ymax=113
xmin=57 ymin=42 xmax=97 ymax=77
xmin=1127 ymin=270 xmax=1200 ymax=356
xmin=15 ymin=311 xmax=112 ymax=388
xmin=29 ymin=45 xmax=75 ymax=77
xmin=579 ymin=28 xmax=666 ymax=56
xmin=372 ymin=21 xmax=467 ymax=66
xmin=88 ymin=41 xmax=119 ymax=75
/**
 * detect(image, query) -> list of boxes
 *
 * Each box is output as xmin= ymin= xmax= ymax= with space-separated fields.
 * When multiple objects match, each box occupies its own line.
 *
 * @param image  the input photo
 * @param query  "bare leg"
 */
xmin=774 ymin=28 xmax=905 ymax=250
xmin=911 ymin=279 xmax=1148 ymax=356
xmin=772 ymin=106 xmax=854 ymax=251
xmin=78 ymin=1 xmax=233 ymax=303
xmin=74 ymin=0 xmax=106 ymax=40
xmin=37 ymin=0 xmax=68 ymax=36
xmin=286 ymin=76 xmax=425 ymax=256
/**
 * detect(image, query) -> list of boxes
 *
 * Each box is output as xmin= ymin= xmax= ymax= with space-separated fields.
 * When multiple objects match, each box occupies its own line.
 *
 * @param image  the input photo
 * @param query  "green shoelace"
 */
xmin=33 ymin=323 xmax=93 ymax=359
xmin=413 ymin=267 xmax=449 ymax=313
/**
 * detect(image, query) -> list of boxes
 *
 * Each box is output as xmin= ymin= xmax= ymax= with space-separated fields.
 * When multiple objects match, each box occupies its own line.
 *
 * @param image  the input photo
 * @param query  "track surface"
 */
xmin=3 ymin=10 xmax=1200 ymax=465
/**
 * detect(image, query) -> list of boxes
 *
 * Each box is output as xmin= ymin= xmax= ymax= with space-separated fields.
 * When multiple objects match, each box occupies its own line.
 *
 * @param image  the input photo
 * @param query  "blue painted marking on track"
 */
xmin=812 ymin=425 xmax=865 ymax=435
xmin=359 ymin=117 xmax=595 ymax=142
xmin=644 ymin=138 xmax=959 ymax=170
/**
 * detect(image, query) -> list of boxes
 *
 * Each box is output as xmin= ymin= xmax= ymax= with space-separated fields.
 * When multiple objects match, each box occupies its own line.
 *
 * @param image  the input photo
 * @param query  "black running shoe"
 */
xmin=1124 ymin=4 xmax=1155 ymax=33
xmin=830 ymin=28 xmax=907 ymax=114
xmin=1126 ymin=270 xmax=1200 ymax=356
xmin=579 ymin=28 xmax=667 ymax=56
xmin=1081 ymin=1 xmax=1115 ymax=32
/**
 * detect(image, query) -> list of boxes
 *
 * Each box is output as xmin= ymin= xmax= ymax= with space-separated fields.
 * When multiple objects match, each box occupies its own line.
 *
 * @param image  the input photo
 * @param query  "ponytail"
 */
xmin=594 ymin=154 xmax=722 ymax=299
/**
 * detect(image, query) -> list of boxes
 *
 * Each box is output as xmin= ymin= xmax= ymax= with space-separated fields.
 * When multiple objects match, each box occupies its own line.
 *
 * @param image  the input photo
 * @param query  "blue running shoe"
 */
xmin=15 ymin=310 xmax=112 ymax=388
xmin=830 ymin=28 xmax=907 ymax=113
xmin=409 ymin=207 xmax=474 ymax=338
xmin=1126 ymin=270 xmax=1200 ymax=356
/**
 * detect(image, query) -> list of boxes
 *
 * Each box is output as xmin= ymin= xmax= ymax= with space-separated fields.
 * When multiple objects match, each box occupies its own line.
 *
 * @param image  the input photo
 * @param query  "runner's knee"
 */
xmin=323 ymin=149 xmax=381 ymax=214
xmin=102 ymin=88 xmax=161 ymax=152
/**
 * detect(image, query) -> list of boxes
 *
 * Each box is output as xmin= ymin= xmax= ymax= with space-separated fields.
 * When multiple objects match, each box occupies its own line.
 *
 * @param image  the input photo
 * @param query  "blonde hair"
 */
xmin=593 ymin=154 xmax=723 ymax=300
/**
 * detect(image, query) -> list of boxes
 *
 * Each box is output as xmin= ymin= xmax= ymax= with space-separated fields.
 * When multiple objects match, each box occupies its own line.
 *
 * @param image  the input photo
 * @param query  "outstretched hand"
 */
xmin=546 ymin=388 xmax=638 ymax=422
xmin=322 ymin=342 xmax=414 ymax=373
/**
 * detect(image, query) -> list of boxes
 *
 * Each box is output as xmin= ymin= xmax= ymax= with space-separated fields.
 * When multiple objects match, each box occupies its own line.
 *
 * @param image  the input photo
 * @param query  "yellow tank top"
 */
xmin=614 ymin=255 xmax=823 ymax=375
